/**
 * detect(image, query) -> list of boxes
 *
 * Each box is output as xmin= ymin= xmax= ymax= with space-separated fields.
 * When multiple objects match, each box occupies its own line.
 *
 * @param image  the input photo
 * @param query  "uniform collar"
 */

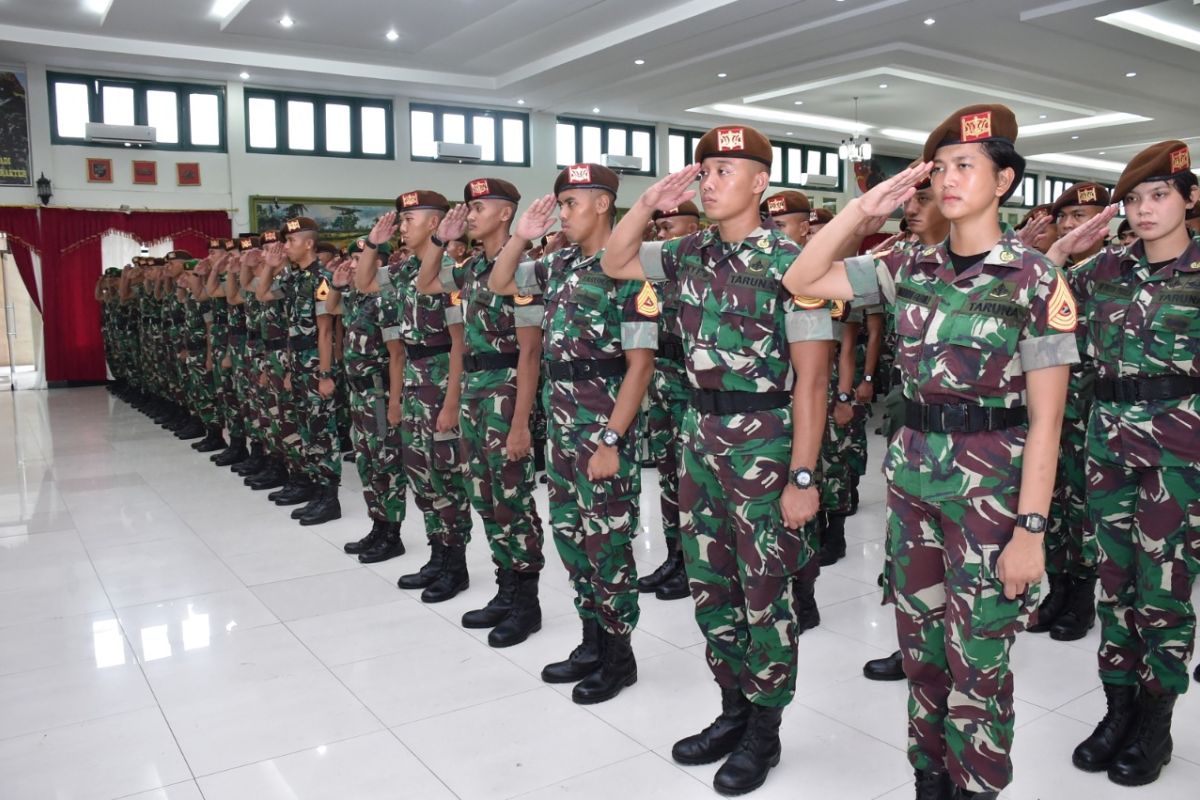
xmin=700 ymin=225 xmax=777 ymax=253
xmin=915 ymin=229 xmax=1029 ymax=272
xmin=1123 ymin=237 xmax=1200 ymax=274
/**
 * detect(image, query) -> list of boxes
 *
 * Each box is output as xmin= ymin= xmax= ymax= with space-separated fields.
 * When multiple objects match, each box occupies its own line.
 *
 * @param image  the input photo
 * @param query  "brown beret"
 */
xmin=397 ymin=190 xmax=451 ymax=213
xmin=809 ymin=208 xmax=833 ymax=225
xmin=315 ymin=242 xmax=340 ymax=256
xmin=760 ymin=191 xmax=811 ymax=218
xmin=165 ymin=249 xmax=194 ymax=261
xmin=223 ymin=238 xmax=237 ymax=252
xmin=1051 ymin=182 xmax=1111 ymax=219
xmin=1113 ymin=140 xmax=1192 ymax=202
xmin=207 ymin=237 xmax=223 ymax=250
xmin=282 ymin=216 xmax=319 ymax=235
xmin=923 ymin=104 xmax=1018 ymax=162
xmin=554 ymin=163 xmax=620 ymax=197
xmin=464 ymin=178 xmax=520 ymax=204
xmin=653 ymin=201 xmax=701 ymax=221
xmin=237 ymin=235 xmax=260 ymax=251
xmin=260 ymin=229 xmax=281 ymax=244
xmin=1016 ymin=204 xmax=1052 ymax=231
xmin=694 ymin=124 xmax=773 ymax=167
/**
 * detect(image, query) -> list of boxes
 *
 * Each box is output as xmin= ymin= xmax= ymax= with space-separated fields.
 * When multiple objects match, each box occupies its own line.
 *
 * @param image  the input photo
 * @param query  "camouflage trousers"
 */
xmin=679 ymin=438 xmax=811 ymax=707
xmin=290 ymin=360 xmax=342 ymax=486
xmin=347 ymin=373 xmax=405 ymax=522
xmin=646 ymin=364 xmax=688 ymax=548
xmin=821 ymin=413 xmax=853 ymax=514
xmin=547 ymin=421 xmax=641 ymax=636
xmin=245 ymin=348 xmax=272 ymax=447
xmin=184 ymin=352 xmax=217 ymax=426
xmin=885 ymin=484 xmax=1039 ymax=794
xmin=264 ymin=350 xmax=296 ymax=461
xmin=461 ymin=390 xmax=544 ymax=573
xmin=1047 ymin=416 xmax=1093 ymax=578
xmin=1089 ymin=455 xmax=1200 ymax=696
xmin=226 ymin=344 xmax=254 ymax=441
xmin=846 ymin=404 xmax=869 ymax=479
xmin=403 ymin=383 xmax=472 ymax=547
xmin=210 ymin=344 xmax=237 ymax=437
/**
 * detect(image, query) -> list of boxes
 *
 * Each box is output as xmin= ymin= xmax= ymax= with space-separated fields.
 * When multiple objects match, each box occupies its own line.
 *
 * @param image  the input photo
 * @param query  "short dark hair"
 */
xmin=1169 ymin=170 xmax=1198 ymax=201
xmin=980 ymin=140 xmax=1026 ymax=205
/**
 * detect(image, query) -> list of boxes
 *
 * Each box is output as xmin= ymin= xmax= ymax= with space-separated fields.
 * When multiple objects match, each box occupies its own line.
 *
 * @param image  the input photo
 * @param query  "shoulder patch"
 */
xmin=636 ymin=281 xmax=660 ymax=318
xmin=1047 ymin=277 xmax=1077 ymax=333
xmin=315 ymin=278 xmax=330 ymax=301
xmin=450 ymin=290 xmax=462 ymax=307
xmin=792 ymin=295 xmax=826 ymax=310
xmin=514 ymin=293 xmax=534 ymax=306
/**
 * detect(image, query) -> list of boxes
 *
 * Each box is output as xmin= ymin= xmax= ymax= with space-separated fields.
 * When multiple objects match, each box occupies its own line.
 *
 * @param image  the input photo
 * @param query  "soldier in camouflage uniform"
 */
xmin=637 ymin=202 xmax=701 ymax=602
xmin=192 ymin=241 xmax=233 ymax=455
xmin=1027 ymin=183 xmax=1111 ymax=642
xmin=212 ymin=236 xmax=257 ymax=468
xmin=603 ymin=126 xmax=830 ymax=796
xmin=233 ymin=232 xmax=279 ymax=481
xmin=417 ymin=178 xmax=546 ymax=642
xmin=785 ymin=105 xmax=1079 ymax=800
xmin=491 ymin=164 xmax=657 ymax=700
xmin=249 ymin=234 xmax=298 ymax=493
xmin=1051 ymin=141 xmax=1199 ymax=788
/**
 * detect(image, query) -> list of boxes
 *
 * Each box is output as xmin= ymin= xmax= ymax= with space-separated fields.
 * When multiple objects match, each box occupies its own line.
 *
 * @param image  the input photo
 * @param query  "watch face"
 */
xmin=602 ymin=430 xmax=619 ymax=446
xmin=792 ymin=469 xmax=812 ymax=489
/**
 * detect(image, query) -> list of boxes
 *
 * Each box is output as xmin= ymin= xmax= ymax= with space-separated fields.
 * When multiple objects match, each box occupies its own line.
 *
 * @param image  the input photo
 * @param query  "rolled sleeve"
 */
xmin=1019 ymin=333 xmax=1079 ymax=371
xmin=382 ymin=326 xmax=402 ymax=342
xmin=785 ymin=308 xmax=834 ymax=343
xmin=515 ymin=260 xmax=542 ymax=295
xmin=376 ymin=267 xmax=393 ymax=290
xmin=621 ymin=320 xmax=658 ymax=351
xmin=444 ymin=305 xmax=463 ymax=326
xmin=638 ymin=242 xmax=668 ymax=282
xmin=439 ymin=262 xmax=456 ymax=290
xmin=844 ymin=255 xmax=883 ymax=306
xmin=514 ymin=304 xmax=544 ymax=328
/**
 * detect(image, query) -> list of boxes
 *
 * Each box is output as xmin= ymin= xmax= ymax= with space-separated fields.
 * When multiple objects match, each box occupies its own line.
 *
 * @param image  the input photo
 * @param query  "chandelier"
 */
xmin=838 ymin=96 xmax=872 ymax=162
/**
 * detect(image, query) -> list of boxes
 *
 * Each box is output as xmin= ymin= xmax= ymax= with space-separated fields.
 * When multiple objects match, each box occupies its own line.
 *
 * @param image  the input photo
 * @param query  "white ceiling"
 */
xmin=1 ymin=0 xmax=1197 ymax=176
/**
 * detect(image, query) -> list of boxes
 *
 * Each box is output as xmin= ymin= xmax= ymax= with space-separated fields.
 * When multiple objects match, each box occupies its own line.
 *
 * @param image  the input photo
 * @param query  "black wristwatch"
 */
xmin=600 ymin=427 xmax=622 ymax=447
xmin=836 ymin=391 xmax=852 ymax=404
xmin=431 ymin=234 xmax=447 ymax=248
xmin=790 ymin=467 xmax=815 ymax=490
xmin=1015 ymin=513 xmax=1047 ymax=533
xmin=363 ymin=240 xmax=379 ymax=250
xmin=316 ymin=370 xmax=334 ymax=380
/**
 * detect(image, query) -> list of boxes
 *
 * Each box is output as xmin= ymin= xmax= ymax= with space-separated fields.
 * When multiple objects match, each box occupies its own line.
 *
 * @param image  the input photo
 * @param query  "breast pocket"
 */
xmin=1145 ymin=304 xmax=1200 ymax=372
xmin=941 ymin=313 xmax=1020 ymax=394
xmin=1088 ymin=298 xmax=1128 ymax=364
xmin=715 ymin=290 xmax=776 ymax=359
xmin=566 ymin=283 xmax=609 ymax=342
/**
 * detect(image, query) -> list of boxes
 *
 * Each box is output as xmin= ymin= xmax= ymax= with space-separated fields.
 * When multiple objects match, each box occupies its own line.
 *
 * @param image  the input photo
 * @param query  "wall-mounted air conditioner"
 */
xmin=602 ymin=154 xmax=643 ymax=173
xmin=796 ymin=173 xmax=838 ymax=189
xmin=436 ymin=141 xmax=482 ymax=162
xmin=85 ymin=123 xmax=156 ymax=145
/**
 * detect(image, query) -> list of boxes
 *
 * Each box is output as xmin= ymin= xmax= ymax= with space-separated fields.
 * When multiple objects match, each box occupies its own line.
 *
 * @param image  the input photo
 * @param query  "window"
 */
xmin=667 ymin=128 xmax=841 ymax=190
xmin=556 ymin=117 xmax=656 ymax=176
xmin=409 ymin=102 xmax=529 ymax=166
xmin=1043 ymin=175 xmax=1084 ymax=208
xmin=245 ymin=89 xmax=393 ymax=159
xmin=1010 ymin=175 xmax=1038 ymax=208
xmin=48 ymin=72 xmax=226 ymax=152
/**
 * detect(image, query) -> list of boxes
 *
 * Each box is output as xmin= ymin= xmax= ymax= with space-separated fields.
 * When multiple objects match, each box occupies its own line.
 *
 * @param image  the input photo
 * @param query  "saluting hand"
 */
xmin=370 ymin=212 xmax=399 ymax=246
xmin=264 ymin=242 xmax=286 ymax=268
xmin=437 ymin=203 xmax=470 ymax=243
xmin=857 ymin=162 xmax=934 ymax=219
xmin=1046 ymin=204 xmax=1119 ymax=266
xmin=515 ymin=194 xmax=558 ymax=242
xmin=332 ymin=259 xmax=354 ymax=290
xmin=1016 ymin=211 xmax=1053 ymax=250
xmin=639 ymin=163 xmax=702 ymax=212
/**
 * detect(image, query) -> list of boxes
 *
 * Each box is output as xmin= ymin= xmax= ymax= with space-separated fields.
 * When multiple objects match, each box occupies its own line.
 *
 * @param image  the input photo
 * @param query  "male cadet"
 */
xmin=490 ymin=164 xmax=656 ymax=701
xmin=168 ymin=250 xmax=208 ymax=441
xmin=808 ymin=208 xmax=833 ymax=238
xmin=269 ymin=217 xmax=343 ymax=524
xmin=417 ymin=179 xmax=546 ymax=644
xmin=637 ymin=201 xmax=702 ymax=601
xmin=233 ymin=232 xmax=276 ymax=481
xmin=1028 ymin=182 xmax=1110 ymax=641
xmin=248 ymin=233 xmax=294 ymax=493
xmin=761 ymin=190 xmax=812 ymax=245
xmin=194 ymin=241 xmax=235 ymax=456
xmin=213 ymin=235 xmax=257 ymax=468
xmin=601 ymin=126 xmax=830 ymax=796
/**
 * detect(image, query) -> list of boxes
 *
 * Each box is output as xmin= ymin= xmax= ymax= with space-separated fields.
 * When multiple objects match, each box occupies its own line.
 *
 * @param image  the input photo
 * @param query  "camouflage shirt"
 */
xmin=282 ymin=261 xmax=332 ymax=373
xmin=1062 ymin=254 xmax=1100 ymax=421
xmin=639 ymin=226 xmax=833 ymax=455
xmin=444 ymin=248 xmax=543 ymax=398
xmin=1068 ymin=237 xmax=1200 ymax=468
xmin=845 ymin=230 xmax=1079 ymax=501
xmin=514 ymin=245 xmax=658 ymax=428
xmin=385 ymin=254 xmax=460 ymax=389
xmin=341 ymin=289 xmax=389 ymax=378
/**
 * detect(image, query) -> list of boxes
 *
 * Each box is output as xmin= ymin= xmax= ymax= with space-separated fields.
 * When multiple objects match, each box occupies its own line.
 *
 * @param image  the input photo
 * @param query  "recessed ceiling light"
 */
xmin=1039 ymin=114 xmax=1047 ymax=119
xmin=83 ymin=0 xmax=113 ymax=14
xmin=517 ymin=99 xmax=525 ymax=105
xmin=924 ymin=17 xmax=935 ymax=25
xmin=717 ymin=72 xmax=728 ymax=78
xmin=793 ymin=100 xmax=804 ymax=105
xmin=279 ymin=14 xmax=294 ymax=28
xmin=1125 ymin=71 xmax=1137 ymax=77
xmin=878 ymin=83 xmax=888 ymax=88
xmin=1098 ymin=151 xmax=1106 ymax=155
xmin=634 ymin=59 xmax=645 ymax=65
xmin=386 ymin=29 xmax=399 ymax=41
xmin=592 ymin=107 xmax=600 ymax=113
xmin=1071 ymin=135 xmax=1080 ymax=140
xmin=239 ymin=71 xmax=249 ymax=80
xmin=786 ymin=131 xmax=794 ymax=136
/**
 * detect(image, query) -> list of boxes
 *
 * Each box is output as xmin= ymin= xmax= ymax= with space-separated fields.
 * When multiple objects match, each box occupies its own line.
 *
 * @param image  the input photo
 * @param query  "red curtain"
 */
xmin=0 ymin=207 xmax=43 ymax=310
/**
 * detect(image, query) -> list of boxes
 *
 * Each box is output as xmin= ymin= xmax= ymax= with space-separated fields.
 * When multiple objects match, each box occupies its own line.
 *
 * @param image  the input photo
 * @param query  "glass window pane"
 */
xmin=770 ymin=147 xmax=783 ymax=183
xmin=824 ymin=152 xmax=839 ymax=178
xmin=668 ymin=134 xmax=685 ymax=174
xmin=361 ymin=106 xmax=387 ymax=154
xmin=787 ymin=148 xmax=803 ymax=184
xmin=442 ymin=113 xmax=465 ymax=144
xmin=287 ymin=100 xmax=314 ymax=151
xmin=410 ymin=109 xmax=435 ymax=158
xmin=473 ymin=115 xmax=495 ymax=162
xmin=581 ymin=126 xmax=602 ymax=164
xmin=247 ymin=96 xmax=277 ymax=149
xmin=54 ymin=82 xmax=90 ymax=138
xmin=556 ymin=123 xmax=576 ymax=166
xmin=325 ymin=103 xmax=351 ymax=152
xmin=632 ymin=131 xmax=651 ymax=172
xmin=806 ymin=150 xmax=821 ymax=175
xmin=145 ymin=90 xmax=178 ymax=144
xmin=189 ymin=94 xmax=220 ymax=146
xmin=502 ymin=118 xmax=525 ymax=163
xmin=607 ymin=128 xmax=627 ymax=157
xmin=102 ymin=85 xmax=134 ymax=125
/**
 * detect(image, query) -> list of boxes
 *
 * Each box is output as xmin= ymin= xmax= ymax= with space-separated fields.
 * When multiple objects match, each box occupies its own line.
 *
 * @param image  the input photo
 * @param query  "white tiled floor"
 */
xmin=1 ymin=387 xmax=1197 ymax=799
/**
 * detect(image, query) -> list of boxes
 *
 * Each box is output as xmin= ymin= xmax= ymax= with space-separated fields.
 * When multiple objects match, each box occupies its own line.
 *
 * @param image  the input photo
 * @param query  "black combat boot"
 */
xmin=488 ymin=572 xmax=542 ymax=648
xmin=212 ymin=436 xmax=247 ymax=466
xmin=819 ymin=511 xmax=847 ymax=567
xmin=358 ymin=521 xmax=404 ymax=563
xmin=1050 ymin=574 xmax=1096 ymax=641
xmin=572 ymin=630 xmax=636 ymax=704
xmin=398 ymin=541 xmax=446 ymax=590
xmin=247 ymin=459 xmax=287 ymax=490
xmin=271 ymin=480 xmax=316 ymax=507
xmin=1107 ymin=691 xmax=1176 ymax=786
xmin=344 ymin=519 xmax=386 ymax=555
xmin=420 ymin=544 xmax=469 ymax=603
xmin=175 ymin=417 xmax=206 ymax=440
xmin=299 ymin=484 xmax=342 ymax=526
xmin=655 ymin=554 xmax=690 ymax=601
xmin=192 ymin=425 xmax=226 ymax=452
xmin=1194 ymin=662 xmax=1199 ymax=684
xmin=1027 ymin=572 xmax=1070 ymax=633
xmin=712 ymin=704 xmax=784 ymax=796
xmin=792 ymin=575 xmax=820 ymax=634
xmin=863 ymin=650 xmax=905 ymax=681
xmin=462 ymin=569 xmax=518 ymax=628
xmin=672 ymin=686 xmax=752 ymax=765
xmin=1072 ymin=683 xmax=1139 ymax=772
xmin=913 ymin=768 xmax=955 ymax=800
xmin=541 ymin=617 xmax=601 ymax=683
xmin=638 ymin=541 xmax=682 ymax=593
xmin=233 ymin=443 xmax=265 ymax=475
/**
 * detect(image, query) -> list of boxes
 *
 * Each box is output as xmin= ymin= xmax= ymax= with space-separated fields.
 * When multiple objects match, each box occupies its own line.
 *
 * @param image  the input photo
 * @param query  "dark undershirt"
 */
xmin=948 ymin=249 xmax=990 ymax=276
xmin=1147 ymin=259 xmax=1173 ymax=272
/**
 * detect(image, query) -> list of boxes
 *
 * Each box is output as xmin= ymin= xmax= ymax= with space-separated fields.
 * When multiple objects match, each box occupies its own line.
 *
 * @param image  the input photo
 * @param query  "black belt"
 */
xmin=546 ymin=357 xmax=626 ymax=382
xmin=658 ymin=336 xmax=685 ymax=363
xmin=689 ymin=389 xmax=790 ymax=415
xmin=903 ymin=401 xmax=1027 ymax=433
xmin=263 ymin=336 xmax=287 ymax=350
xmin=348 ymin=373 xmax=383 ymax=392
xmin=405 ymin=342 xmax=453 ymax=361
xmin=463 ymin=352 xmax=520 ymax=372
xmin=289 ymin=334 xmax=317 ymax=350
xmin=1094 ymin=375 xmax=1200 ymax=404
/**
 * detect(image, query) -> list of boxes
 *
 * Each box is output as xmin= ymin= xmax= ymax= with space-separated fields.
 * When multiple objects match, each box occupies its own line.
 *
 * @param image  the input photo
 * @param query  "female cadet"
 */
xmin=782 ymin=105 xmax=1078 ymax=800
xmin=1046 ymin=140 xmax=1199 ymax=788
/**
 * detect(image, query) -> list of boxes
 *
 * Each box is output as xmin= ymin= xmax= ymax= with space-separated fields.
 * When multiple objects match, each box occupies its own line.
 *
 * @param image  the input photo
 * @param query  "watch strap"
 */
xmin=431 ymin=234 xmax=447 ymax=248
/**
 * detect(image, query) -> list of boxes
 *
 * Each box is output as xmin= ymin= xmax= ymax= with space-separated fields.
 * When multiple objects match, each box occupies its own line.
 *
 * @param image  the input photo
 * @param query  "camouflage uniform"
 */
xmin=646 ymin=270 xmax=689 ymax=554
xmin=225 ymin=285 xmax=252 ymax=443
xmin=846 ymin=304 xmax=883 ymax=483
xmin=638 ymin=227 xmax=828 ymax=707
xmin=442 ymin=253 xmax=544 ymax=573
xmin=844 ymin=231 xmax=1080 ymax=793
xmin=514 ymin=246 xmax=657 ymax=636
xmin=208 ymin=276 xmax=236 ymax=437
xmin=282 ymin=262 xmax=341 ymax=486
xmin=181 ymin=288 xmax=215 ymax=425
xmin=1069 ymin=238 xmax=1200 ymax=696
xmin=386 ymin=254 xmax=471 ymax=545
xmin=260 ymin=272 xmax=297 ymax=468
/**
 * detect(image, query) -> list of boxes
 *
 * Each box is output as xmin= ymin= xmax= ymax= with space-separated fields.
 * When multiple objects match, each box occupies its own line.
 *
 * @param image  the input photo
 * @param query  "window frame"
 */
xmin=556 ymin=116 xmax=657 ymax=176
xmin=48 ymin=71 xmax=227 ymax=152
xmin=409 ymin=102 xmax=530 ymax=167
xmin=667 ymin=128 xmax=841 ymax=191
xmin=244 ymin=88 xmax=393 ymax=160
